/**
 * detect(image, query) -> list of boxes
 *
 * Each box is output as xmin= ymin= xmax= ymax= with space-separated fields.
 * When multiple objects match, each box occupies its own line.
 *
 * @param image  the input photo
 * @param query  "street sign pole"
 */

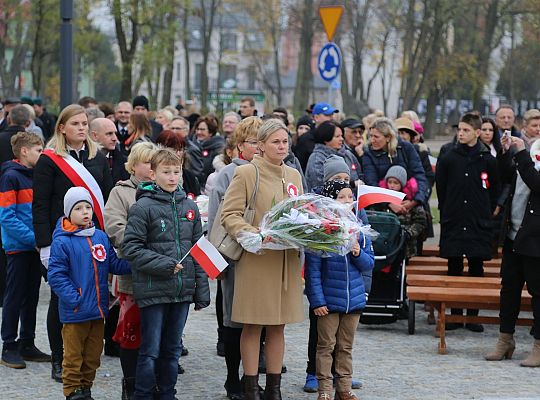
xmin=318 ymin=6 xmax=343 ymax=105
xmin=60 ymin=0 xmax=73 ymax=108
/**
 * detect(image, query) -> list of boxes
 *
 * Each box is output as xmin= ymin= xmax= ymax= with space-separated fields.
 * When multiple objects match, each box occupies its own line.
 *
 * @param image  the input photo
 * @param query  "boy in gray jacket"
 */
xmin=123 ymin=148 xmax=210 ymax=399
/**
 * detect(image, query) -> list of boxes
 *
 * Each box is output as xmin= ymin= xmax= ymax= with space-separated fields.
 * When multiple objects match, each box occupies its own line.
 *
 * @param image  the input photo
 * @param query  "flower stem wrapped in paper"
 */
xmin=237 ymin=194 xmax=376 ymax=256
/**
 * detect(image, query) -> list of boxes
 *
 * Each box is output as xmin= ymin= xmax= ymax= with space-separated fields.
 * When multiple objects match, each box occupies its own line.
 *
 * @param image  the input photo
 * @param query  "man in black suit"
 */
xmin=132 ymin=95 xmax=163 ymax=142
xmin=114 ymin=101 xmax=132 ymax=146
xmin=0 ymin=98 xmax=22 ymax=133
xmin=89 ymin=118 xmax=129 ymax=184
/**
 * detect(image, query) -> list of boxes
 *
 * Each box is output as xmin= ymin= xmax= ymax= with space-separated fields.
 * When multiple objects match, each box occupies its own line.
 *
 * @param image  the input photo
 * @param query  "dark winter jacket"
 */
xmin=0 ymin=161 xmax=36 ymax=252
xmin=48 ymin=218 xmax=130 ymax=324
xmin=436 ymin=141 xmax=500 ymax=259
xmin=36 ymin=110 xmax=56 ymax=142
xmin=305 ymin=144 xmax=361 ymax=191
xmin=32 ymin=148 xmax=113 ymax=248
xmin=499 ymin=148 xmax=540 ymax=258
xmin=363 ymin=139 xmax=428 ymax=205
xmin=0 ymin=125 xmax=26 ymax=165
xmin=305 ymin=234 xmax=374 ymax=313
xmin=103 ymin=146 xmax=129 ymax=185
xmin=294 ymin=130 xmax=316 ymax=172
xmin=149 ymin=119 xmax=164 ymax=142
xmin=284 ymin=151 xmax=308 ymax=193
xmin=182 ymin=168 xmax=201 ymax=198
xmin=122 ymin=183 xmax=210 ymax=309
xmin=194 ymin=135 xmax=225 ymax=187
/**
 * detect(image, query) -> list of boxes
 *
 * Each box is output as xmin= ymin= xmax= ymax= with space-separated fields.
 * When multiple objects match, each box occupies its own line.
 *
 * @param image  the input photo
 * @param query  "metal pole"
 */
xmin=60 ymin=0 xmax=74 ymax=108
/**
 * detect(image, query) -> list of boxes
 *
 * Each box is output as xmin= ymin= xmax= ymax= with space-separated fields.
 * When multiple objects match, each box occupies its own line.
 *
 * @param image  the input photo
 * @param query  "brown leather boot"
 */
xmin=335 ymin=391 xmax=358 ymax=400
xmin=520 ymin=339 xmax=540 ymax=367
xmin=243 ymin=375 xmax=261 ymax=400
xmin=263 ymin=373 xmax=281 ymax=400
xmin=485 ymin=333 xmax=515 ymax=361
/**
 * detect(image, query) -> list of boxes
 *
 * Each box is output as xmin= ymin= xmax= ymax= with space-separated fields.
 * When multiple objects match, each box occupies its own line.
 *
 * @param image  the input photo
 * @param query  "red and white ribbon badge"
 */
xmin=91 ymin=244 xmax=107 ymax=262
xmin=186 ymin=209 xmax=195 ymax=221
xmin=480 ymin=172 xmax=490 ymax=189
xmin=202 ymin=150 xmax=209 ymax=157
xmin=286 ymin=183 xmax=299 ymax=197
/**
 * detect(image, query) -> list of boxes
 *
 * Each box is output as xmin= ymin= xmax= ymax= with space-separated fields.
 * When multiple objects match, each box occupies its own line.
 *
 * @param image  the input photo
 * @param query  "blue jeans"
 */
xmin=134 ymin=302 xmax=190 ymax=400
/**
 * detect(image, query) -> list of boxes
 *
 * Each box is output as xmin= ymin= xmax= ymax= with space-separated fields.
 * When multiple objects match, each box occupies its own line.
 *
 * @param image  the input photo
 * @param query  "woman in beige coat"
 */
xmin=103 ymin=142 xmax=157 ymax=399
xmin=221 ymin=119 xmax=304 ymax=400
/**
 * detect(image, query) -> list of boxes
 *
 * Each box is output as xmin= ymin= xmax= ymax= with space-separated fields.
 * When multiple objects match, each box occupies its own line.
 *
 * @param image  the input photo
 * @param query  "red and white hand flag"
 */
xmin=357 ymin=185 xmax=406 ymax=209
xmin=184 ymin=236 xmax=229 ymax=280
xmin=428 ymin=155 xmax=437 ymax=172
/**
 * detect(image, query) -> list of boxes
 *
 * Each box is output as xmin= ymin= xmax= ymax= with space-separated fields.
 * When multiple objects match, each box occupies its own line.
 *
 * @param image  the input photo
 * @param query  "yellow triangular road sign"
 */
xmin=319 ymin=6 xmax=343 ymax=42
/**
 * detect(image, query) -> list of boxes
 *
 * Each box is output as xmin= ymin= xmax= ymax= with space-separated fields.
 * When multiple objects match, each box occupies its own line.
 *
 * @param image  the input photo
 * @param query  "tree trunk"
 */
xmin=293 ymin=0 xmax=314 ymax=116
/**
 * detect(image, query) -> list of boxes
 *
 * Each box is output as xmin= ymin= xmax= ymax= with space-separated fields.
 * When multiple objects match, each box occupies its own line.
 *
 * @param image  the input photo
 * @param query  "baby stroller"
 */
xmin=360 ymin=210 xmax=407 ymax=325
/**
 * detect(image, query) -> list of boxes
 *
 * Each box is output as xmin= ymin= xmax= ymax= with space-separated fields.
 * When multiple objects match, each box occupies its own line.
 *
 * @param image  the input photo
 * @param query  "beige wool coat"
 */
xmin=104 ymin=176 xmax=140 ymax=295
xmin=221 ymin=155 xmax=305 ymax=325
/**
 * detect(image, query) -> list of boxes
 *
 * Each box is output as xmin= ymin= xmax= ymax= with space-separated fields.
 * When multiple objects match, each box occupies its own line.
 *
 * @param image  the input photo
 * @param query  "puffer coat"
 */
xmin=122 ymin=183 xmax=210 ymax=308
xmin=305 ymin=234 xmax=375 ymax=313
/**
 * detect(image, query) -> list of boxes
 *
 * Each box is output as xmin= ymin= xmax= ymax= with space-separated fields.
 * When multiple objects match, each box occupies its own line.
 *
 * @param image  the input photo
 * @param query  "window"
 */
xmin=194 ymin=63 xmax=202 ymax=90
xmin=219 ymin=65 xmax=237 ymax=88
xmin=221 ymin=32 xmax=237 ymax=51
xmin=247 ymin=66 xmax=256 ymax=90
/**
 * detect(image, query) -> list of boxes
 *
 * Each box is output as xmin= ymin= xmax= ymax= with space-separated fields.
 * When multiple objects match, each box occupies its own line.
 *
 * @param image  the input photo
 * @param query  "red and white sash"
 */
xmin=43 ymin=149 xmax=105 ymax=228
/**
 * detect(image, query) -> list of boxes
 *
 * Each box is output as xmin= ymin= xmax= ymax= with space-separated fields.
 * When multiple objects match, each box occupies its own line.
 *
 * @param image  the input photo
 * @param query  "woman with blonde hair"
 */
xmin=155 ymin=109 xmax=174 ymax=130
xmin=362 ymin=117 xmax=428 ymax=213
xmin=104 ymin=141 xmax=158 ymax=399
xmin=221 ymin=118 xmax=304 ymax=399
xmin=33 ymin=104 xmax=113 ymax=384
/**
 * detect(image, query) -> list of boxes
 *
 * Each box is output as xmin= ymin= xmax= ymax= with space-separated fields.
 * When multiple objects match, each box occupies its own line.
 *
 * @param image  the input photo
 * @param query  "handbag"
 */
xmin=208 ymin=164 xmax=259 ymax=261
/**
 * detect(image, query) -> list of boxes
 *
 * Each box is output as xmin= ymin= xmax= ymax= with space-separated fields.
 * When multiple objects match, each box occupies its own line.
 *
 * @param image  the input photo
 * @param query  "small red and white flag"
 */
xmin=428 ymin=155 xmax=437 ymax=172
xmin=357 ymin=185 xmax=406 ymax=209
xmin=187 ymin=236 xmax=228 ymax=280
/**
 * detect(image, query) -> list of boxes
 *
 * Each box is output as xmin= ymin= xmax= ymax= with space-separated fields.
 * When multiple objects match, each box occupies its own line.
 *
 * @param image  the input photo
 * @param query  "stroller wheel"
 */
xmin=408 ymin=300 xmax=416 ymax=335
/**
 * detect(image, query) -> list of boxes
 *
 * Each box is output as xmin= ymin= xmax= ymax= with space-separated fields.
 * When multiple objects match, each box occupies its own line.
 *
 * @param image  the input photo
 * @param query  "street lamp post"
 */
xmin=60 ymin=0 xmax=73 ymax=108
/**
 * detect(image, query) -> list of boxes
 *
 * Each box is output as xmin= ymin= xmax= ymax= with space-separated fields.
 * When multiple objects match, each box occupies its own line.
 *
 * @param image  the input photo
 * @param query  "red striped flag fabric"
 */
xmin=189 ymin=236 xmax=229 ymax=280
xmin=357 ymin=185 xmax=406 ymax=209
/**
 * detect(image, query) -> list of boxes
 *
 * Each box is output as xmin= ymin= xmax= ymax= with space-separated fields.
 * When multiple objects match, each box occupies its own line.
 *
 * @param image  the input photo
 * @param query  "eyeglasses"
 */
xmin=243 ymin=140 xmax=258 ymax=147
xmin=170 ymin=126 xmax=188 ymax=131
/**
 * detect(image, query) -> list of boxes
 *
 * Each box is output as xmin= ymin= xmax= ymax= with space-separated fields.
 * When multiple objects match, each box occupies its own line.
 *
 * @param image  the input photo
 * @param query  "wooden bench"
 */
xmin=407 ymin=276 xmax=532 ymax=354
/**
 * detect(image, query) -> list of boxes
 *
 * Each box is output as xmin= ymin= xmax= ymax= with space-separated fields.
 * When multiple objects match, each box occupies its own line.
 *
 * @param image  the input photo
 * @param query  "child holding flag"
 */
xmin=305 ymin=180 xmax=375 ymax=400
xmin=122 ymin=148 xmax=210 ymax=399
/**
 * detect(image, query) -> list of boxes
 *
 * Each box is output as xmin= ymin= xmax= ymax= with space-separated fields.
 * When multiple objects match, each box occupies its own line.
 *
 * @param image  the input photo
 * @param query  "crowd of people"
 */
xmin=0 ymin=94 xmax=538 ymax=400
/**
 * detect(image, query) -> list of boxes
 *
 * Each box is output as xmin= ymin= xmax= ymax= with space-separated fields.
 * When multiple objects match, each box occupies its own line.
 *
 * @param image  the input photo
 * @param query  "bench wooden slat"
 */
xmin=408 ymin=256 xmax=501 ymax=268
xmin=406 ymin=265 xmax=500 ymax=277
xmin=407 ymin=286 xmax=530 ymax=303
xmin=406 ymin=275 xmax=501 ymax=289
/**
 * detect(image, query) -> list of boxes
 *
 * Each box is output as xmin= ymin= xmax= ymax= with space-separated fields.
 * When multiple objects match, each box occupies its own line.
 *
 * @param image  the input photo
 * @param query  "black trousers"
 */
xmin=47 ymin=291 xmax=63 ymax=354
xmin=447 ymin=256 xmax=484 ymax=316
xmin=306 ymin=308 xmax=318 ymax=375
xmin=223 ymin=327 xmax=242 ymax=391
xmin=216 ymin=281 xmax=224 ymax=343
xmin=1 ymin=252 xmax=42 ymax=345
xmin=500 ymin=238 xmax=540 ymax=339
xmin=0 ymin=238 xmax=6 ymax=307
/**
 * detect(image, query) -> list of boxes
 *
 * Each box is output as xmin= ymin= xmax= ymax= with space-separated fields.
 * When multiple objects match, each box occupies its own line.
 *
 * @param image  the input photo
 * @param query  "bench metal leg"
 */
xmin=438 ymin=302 xmax=447 ymax=354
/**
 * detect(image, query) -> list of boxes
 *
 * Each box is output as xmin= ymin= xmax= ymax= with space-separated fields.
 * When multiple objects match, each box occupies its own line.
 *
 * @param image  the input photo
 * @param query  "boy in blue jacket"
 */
xmin=305 ymin=180 xmax=375 ymax=400
xmin=0 ymin=132 xmax=49 ymax=369
xmin=48 ymin=187 xmax=130 ymax=400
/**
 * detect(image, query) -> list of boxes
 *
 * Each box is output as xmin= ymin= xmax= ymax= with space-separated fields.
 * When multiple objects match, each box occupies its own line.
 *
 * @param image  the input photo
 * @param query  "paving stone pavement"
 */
xmin=1 ymin=283 xmax=539 ymax=400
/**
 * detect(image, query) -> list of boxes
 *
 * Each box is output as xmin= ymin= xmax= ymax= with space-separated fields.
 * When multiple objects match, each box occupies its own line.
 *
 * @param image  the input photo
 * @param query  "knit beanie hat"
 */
xmin=132 ymin=95 xmax=150 ymax=110
xmin=322 ymin=179 xmax=350 ymax=200
xmin=385 ymin=165 xmax=407 ymax=188
xmin=323 ymin=155 xmax=350 ymax=182
xmin=296 ymin=115 xmax=315 ymax=131
xmin=64 ymin=187 xmax=93 ymax=219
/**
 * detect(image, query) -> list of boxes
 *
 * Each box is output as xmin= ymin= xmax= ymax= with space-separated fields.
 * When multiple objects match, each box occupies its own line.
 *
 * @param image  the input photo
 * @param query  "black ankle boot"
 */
xmin=243 ymin=375 xmax=261 ymax=400
xmin=122 ymin=377 xmax=136 ymax=400
xmin=51 ymin=351 xmax=63 ymax=382
xmin=263 ymin=373 xmax=282 ymax=400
